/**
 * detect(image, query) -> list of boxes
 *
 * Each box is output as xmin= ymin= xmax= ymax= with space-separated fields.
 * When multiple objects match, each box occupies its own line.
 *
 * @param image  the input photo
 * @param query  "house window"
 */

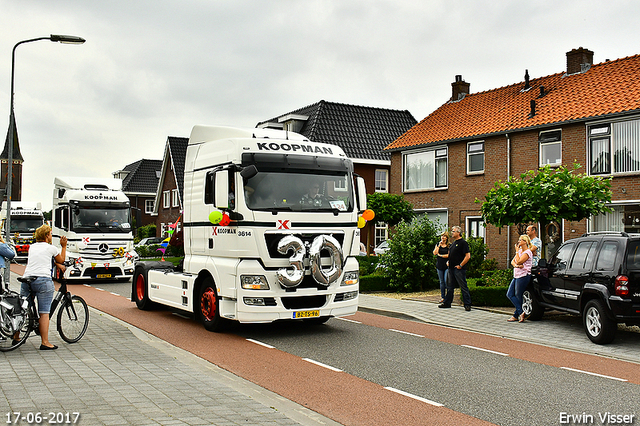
xmin=466 ymin=217 xmax=485 ymax=240
xmin=403 ymin=147 xmax=447 ymax=191
xmin=467 ymin=142 xmax=484 ymax=174
xmin=539 ymin=130 xmax=562 ymax=166
xmin=162 ymin=191 xmax=170 ymax=208
xmin=375 ymin=223 xmax=388 ymax=247
xmin=589 ymin=120 xmax=640 ymax=175
xmin=592 ymin=203 xmax=640 ymax=233
xmin=375 ymin=169 xmax=388 ymax=192
xmin=171 ymin=189 xmax=179 ymax=207
xmin=145 ymin=200 xmax=154 ymax=214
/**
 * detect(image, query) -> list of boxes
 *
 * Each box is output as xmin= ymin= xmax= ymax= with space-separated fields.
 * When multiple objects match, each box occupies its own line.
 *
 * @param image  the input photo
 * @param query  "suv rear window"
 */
xmin=596 ymin=242 xmax=618 ymax=271
xmin=626 ymin=241 xmax=640 ymax=269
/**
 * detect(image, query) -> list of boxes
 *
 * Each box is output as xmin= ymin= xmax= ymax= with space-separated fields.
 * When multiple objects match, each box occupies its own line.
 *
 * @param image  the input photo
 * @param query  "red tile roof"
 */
xmin=386 ymin=54 xmax=640 ymax=151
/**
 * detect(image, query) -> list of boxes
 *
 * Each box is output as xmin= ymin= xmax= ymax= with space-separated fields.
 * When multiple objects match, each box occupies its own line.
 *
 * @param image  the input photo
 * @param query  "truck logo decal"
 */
xmin=98 ymin=243 xmax=109 ymax=253
xmin=211 ymin=227 xmax=236 ymax=236
xmin=82 ymin=237 xmax=90 ymax=244
xmin=256 ymin=142 xmax=333 ymax=155
xmin=277 ymin=220 xmax=291 ymax=230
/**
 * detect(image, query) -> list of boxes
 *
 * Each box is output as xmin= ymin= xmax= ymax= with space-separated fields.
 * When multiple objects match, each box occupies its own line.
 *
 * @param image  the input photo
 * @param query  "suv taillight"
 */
xmin=615 ymin=275 xmax=630 ymax=297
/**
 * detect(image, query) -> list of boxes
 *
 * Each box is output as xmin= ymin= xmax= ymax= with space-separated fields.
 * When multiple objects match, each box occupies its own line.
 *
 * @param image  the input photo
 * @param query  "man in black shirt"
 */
xmin=439 ymin=226 xmax=472 ymax=311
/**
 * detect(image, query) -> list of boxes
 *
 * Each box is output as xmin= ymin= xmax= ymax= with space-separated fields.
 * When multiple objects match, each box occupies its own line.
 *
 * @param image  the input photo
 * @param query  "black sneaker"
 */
xmin=464 ymin=305 xmax=471 ymax=311
xmin=438 ymin=303 xmax=451 ymax=308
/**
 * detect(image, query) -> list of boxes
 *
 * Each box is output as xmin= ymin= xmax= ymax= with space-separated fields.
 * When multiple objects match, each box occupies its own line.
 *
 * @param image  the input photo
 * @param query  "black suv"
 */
xmin=523 ymin=232 xmax=640 ymax=344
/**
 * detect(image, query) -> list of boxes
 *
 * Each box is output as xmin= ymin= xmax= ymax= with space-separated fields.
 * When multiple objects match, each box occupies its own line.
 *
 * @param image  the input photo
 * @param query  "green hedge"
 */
xmin=467 ymin=285 xmax=511 ymax=307
xmin=359 ymin=275 xmax=390 ymax=292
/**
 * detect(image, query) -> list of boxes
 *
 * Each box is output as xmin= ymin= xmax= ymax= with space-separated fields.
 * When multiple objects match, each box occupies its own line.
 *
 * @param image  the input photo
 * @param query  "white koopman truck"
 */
xmin=0 ymin=201 xmax=45 ymax=261
xmin=132 ymin=125 xmax=367 ymax=331
xmin=51 ymin=177 xmax=138 ymax=281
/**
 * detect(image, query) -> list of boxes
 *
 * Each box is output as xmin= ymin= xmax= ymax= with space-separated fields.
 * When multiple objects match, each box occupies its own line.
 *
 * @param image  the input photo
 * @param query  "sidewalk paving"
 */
xmin=0 ymin=274 xmax=340 ymax=426
xmin=358 ymin=293 xmax=640 ymax=364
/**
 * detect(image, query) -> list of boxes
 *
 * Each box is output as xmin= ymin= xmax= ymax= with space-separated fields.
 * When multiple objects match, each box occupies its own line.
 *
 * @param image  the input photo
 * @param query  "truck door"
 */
xmin=563 ymin=240 xmax=598 ymax=312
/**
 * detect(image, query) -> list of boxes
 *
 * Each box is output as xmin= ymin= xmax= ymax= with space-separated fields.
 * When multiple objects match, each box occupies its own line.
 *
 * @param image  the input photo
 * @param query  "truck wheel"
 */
xmin=197 ymin=278 xmax=224 ymax=332
xmin=583 ymin=299 xmax=616 ymax=344
xmin=132 ymin=264 xmax=155 ymax=310
xmin=522 ymin=288 xmax=543 ymax=321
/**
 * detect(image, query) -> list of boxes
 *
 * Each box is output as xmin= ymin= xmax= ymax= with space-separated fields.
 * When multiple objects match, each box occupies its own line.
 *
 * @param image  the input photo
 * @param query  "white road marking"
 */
xmin=384 ymin=387 xmax=444 ymax=407
xmin=110 ymin=292 xmax=120 ymax=296
xmin=461 ymin=345 xmax=509 ymax=357
xmin=303 ymin=358 xmax=343 ymax=372
xmin=246 ymin=338 xmax=275 ymax=349
xmin=389 ymin=329 xmax=424 ymax=338
xmin=560 ymin=367 xmax=627 ymax=382
xmin=335 ymin=317 xmax=361 ymax=324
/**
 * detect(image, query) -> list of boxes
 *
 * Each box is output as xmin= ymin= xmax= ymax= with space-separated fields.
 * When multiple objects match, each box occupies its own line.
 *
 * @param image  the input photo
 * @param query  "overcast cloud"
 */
xmin=1 ymin=0 xmax=639 ymax=210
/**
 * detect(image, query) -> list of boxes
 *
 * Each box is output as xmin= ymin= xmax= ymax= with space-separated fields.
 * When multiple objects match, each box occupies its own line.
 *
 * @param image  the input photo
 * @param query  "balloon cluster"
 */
xmin=157 ymin=214 xmax=181 ymax=260
xmin=209 ymin=210 xmax=231 ymax=226
xmin=357 ymin=209 xmax=375 ymax=229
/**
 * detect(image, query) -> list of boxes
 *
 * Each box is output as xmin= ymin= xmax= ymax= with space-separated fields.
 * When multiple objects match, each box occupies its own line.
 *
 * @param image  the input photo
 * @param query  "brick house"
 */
xmin=257 ymin=100 xmax=417 ymax=253
xmin=386 ymin=48 xmax=640 ymax=268
xmin=153 ymin=136 xmax=188 ymax=237
xmin=113 ymin=159 xmax=162 ymax=230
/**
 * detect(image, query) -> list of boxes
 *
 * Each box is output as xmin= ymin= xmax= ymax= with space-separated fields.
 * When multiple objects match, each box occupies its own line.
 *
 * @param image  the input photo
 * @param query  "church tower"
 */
xmin=1 ymin=118 xmax=23 ymax=202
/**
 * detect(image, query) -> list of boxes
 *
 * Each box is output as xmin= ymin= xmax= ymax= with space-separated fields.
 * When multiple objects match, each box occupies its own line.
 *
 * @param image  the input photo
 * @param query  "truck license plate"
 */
xmin=293 ymin=310 xmax=320 ymax=319
xmin=97 ymin=274 xmax=112 ymax=279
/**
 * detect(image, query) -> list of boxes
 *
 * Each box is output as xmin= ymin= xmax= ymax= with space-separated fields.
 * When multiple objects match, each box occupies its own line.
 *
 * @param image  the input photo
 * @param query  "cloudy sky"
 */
xmin=1 ymin=0 xmax=639 ymax=211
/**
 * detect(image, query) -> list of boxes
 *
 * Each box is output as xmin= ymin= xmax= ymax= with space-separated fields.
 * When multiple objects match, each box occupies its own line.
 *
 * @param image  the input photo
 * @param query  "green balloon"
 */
xmin=209 ymin=211 xmax=223 ymax=224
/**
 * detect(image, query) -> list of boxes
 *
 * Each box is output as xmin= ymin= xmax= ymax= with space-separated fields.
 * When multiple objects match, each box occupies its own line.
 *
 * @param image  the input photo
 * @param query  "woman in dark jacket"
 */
xmin=432 ymin=231 xmax=450 ymax=303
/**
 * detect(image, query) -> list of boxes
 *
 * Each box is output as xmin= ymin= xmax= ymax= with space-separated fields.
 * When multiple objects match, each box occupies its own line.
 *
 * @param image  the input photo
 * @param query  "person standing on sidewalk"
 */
xmin=438 ymin=226 xmax=472 ymax=311
xmin=507 ymin=235 xmax=534 ymax=323
xmin=432 ymin=231 xmax=450 ymax=303
xmin=526 ymin=225 xmax=542 ymax=267
xmin=16 ymin=225 xmax=67 ymax=350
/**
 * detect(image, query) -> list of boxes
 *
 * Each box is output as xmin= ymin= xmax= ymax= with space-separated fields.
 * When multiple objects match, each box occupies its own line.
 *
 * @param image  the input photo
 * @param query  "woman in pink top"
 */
xmin=507 ymin=235 xmax=534 ymax=323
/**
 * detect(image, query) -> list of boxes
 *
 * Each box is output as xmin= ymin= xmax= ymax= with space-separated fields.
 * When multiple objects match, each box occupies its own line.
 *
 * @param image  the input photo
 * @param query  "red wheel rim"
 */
xmin=200 ymin=287 xmax=217 ymax=321
xmin=136 ymin=274 xmax=145 ymax=301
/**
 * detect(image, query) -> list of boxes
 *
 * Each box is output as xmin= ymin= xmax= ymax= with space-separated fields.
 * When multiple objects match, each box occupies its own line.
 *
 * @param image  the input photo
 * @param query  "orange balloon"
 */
xmin=219 ymin=213 xmax=231 ymax=226
xmin=362 ymin=209 xmax=375 ymax=221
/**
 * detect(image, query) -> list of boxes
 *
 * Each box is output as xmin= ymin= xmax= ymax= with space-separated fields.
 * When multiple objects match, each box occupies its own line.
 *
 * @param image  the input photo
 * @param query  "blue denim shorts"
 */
xmin=20 ymin=276 xmax=55 ymax=314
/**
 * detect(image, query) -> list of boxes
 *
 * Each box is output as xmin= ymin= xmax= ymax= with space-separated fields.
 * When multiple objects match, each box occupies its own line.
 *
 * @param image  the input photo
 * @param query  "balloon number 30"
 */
xmin=276 ymin=235 xmax=344 ymax=288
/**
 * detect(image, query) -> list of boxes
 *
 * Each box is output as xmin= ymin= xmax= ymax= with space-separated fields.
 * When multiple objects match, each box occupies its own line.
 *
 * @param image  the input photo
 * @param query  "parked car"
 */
xmin=135 ymin=237 xmax=164 ymax=247
xmin=523 ymin=232 xmax=640 ymax=344
xmin=374 ymin=240 xmax=390 ymax=256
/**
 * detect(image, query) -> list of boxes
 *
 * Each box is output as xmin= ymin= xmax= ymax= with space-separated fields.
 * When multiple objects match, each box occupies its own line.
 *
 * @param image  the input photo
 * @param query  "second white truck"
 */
xmin=0 ymin=202 xmax=45 ymax=261
xmin=51 ymin=177 xmax=138 ymax=281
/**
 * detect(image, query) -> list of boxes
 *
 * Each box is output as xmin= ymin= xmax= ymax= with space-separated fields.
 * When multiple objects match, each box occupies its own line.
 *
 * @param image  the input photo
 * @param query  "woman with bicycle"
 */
xmin=15 ymin=224 xmax=66 ymax=350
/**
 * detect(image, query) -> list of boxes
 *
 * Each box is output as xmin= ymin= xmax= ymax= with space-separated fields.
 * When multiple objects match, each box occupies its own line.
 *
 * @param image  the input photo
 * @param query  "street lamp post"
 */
xmin=4 ymin=34 xmax=85 ymax=283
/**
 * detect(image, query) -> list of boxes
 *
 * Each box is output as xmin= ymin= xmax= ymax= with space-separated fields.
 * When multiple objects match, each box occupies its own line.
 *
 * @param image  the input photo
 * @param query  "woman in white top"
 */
xmin=19 ymin=225 xmax=67 ymax=350
xmin=507 ymin=235 xmax=534 ymax=323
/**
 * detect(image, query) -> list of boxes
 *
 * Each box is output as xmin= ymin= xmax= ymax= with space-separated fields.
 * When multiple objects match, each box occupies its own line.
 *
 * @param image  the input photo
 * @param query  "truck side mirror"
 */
xmin=241 ymin=165 xmax=258 ymax=179
xmin=356 ymin=176 xmax=367 ymax=212
xmin=215 ymin=170 xmax=229 ymax=209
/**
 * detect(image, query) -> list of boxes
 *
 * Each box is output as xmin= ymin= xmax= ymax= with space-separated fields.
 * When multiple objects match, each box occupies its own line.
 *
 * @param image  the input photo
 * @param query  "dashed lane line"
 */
xmin=461 ymin=345 xmax=509 ymax=357
xmin=389 ymin=329 xmax=425 ymax=338
xmin=335 ymin=317 xmax=362 ymax=324
xmin=247 ymin=338 xmax=275 ymax=349
xmin=384 ymin=387 xmax=444 ymax=407
xmin=303 ymin=358 xmax=343 ymax=372
xmin=560 ymin=367 xmax=628 ymax=382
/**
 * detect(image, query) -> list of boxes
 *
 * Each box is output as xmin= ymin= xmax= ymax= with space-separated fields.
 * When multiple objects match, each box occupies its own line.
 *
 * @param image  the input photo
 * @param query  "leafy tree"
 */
xmin=379 ymin=216 xmax=440 ymax=292
xmin=366 ymin=192 xmax=414 ymax=226
xmin=477 ymin=163 xmax=612 ymax=256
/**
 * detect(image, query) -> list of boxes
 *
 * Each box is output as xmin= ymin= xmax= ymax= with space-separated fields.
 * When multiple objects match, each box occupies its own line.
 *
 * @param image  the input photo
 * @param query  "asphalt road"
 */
xmin=84 ymin=279 xmax=640 ymax=426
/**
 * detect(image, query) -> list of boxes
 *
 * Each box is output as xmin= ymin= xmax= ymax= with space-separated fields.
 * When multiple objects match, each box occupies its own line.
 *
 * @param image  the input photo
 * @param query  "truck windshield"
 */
xmin=8 ymin=216 xmax=44 ymax=232
xmin=244 ymin=171 xmax=354 ymax=212
xmin=71 ymin=207 xmax=131 ymax=233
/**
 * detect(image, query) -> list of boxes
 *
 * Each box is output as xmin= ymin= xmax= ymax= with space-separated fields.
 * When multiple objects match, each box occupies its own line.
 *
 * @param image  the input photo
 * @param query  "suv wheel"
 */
xmin=583 ymin=299 xmax=616 ymax=344
xmin=522 ymin=288 xmax=543 ymax=321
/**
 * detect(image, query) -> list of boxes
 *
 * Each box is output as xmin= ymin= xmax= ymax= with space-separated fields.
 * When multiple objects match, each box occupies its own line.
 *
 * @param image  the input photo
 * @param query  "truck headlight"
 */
xmin=341 ymin=271 xmax=359 ymax=286
xmin=241 ymin=275 xmax=269 ymax=290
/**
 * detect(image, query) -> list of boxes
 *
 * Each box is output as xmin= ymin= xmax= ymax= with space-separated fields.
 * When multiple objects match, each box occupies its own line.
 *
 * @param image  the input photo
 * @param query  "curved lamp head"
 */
xmin=50 ymin=34 xmax=86 ymax=44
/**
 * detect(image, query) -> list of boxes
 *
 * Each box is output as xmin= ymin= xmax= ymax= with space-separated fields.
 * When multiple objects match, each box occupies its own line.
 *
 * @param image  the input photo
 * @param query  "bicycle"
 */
xmin=0 ymin=264 xmax=89 ymax=352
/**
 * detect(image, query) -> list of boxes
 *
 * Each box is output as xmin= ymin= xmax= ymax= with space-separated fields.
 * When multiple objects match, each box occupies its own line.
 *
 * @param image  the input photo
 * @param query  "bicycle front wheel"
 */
xmin=57 ymin=295 xmax=89 ymax=343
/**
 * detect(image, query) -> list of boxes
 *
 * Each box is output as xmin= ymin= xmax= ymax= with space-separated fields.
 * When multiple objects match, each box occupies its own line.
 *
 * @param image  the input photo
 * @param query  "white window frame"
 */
xmin=466 ymin=216 xmax=485 ymax=240
xmin=162 ymin=191 xmax=170 ymax=209
xmin=403 ymin=147 xmax=448 ymax=192
xmin=145 ymin=200 xmax=154 ymax=214
xmin=375 ymin=169 xmax=388 ymax=193
xmin=589 ymin=118 xmax=640 ymax=176
xmin=466 ymin=141 xmax=484 ymax=174
xmin=171 ymin=189 xmax=179 ymax=207
xmin=374 ymin=222 xmax=388 ymax=247
xmin=539 ymin=129 xmax=562 ymax=167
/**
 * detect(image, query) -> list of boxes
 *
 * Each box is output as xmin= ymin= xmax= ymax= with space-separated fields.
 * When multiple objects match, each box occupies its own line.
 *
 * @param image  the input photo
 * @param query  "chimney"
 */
xmin=451 ymin=75 xmax=470 ymax=101
xmin=566 ymin=47 xmax=594 ymax=74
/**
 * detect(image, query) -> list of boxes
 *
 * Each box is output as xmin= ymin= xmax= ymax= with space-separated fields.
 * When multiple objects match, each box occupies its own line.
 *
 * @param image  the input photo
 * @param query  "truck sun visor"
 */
xmin=242 ymin=153 xmax=353 ymax=173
